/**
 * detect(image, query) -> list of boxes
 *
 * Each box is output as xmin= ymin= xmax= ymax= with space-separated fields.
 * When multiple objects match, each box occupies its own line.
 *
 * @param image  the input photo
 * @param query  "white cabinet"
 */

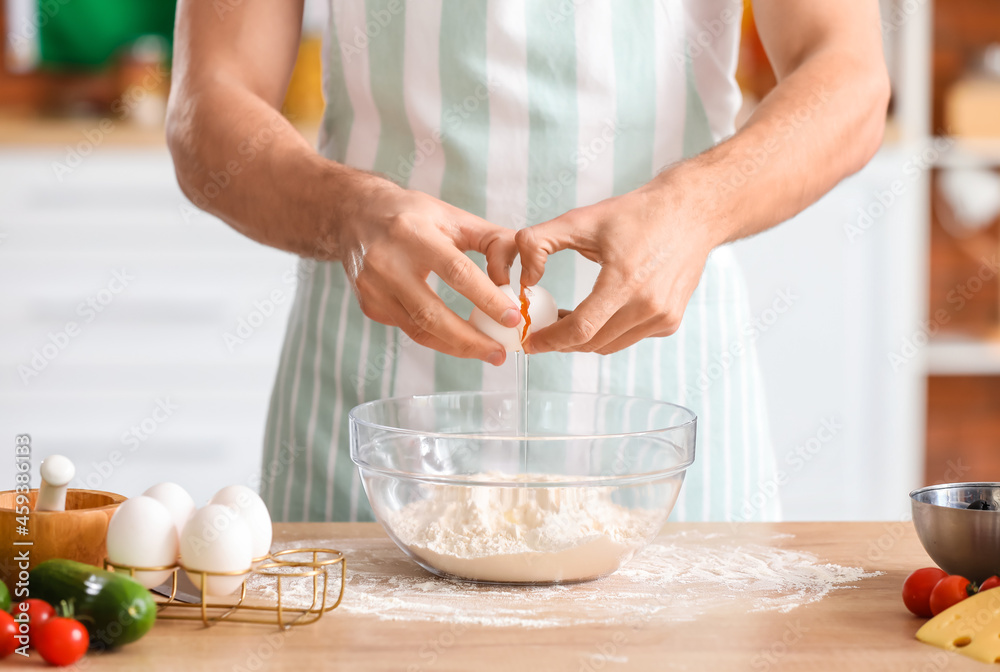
xmin=0 ymin=148 xmax=295 ymax=505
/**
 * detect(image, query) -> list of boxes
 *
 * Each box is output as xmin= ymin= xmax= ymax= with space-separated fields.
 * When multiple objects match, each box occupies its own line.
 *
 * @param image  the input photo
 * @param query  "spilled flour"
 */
xmin=247 ymin=530 xmax=881 ymax=628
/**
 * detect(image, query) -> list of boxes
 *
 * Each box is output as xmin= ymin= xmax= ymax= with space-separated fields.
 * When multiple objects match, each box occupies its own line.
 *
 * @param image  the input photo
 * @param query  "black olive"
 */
xmin=967 ymin=499 xmax=994 ymax=510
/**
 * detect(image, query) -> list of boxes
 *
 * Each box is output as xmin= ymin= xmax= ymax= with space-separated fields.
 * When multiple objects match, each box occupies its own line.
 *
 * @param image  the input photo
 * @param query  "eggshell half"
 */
xmin=468 ymin=285 xmax=558 ymax=352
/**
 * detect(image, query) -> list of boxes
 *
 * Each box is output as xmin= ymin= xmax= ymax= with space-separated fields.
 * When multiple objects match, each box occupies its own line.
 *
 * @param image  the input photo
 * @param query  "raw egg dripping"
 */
xmin=519 ymin=284 xmax=531 ymax=344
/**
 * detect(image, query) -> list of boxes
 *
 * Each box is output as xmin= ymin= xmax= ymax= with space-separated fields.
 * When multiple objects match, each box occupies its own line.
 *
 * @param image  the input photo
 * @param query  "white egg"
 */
xmin=180 ymin=504 xmax=254 ymax=596
xmin=142 ymin=482 xmax=195 ymax=542
xmin=106 ymin=496 xmax=179 ymax=588
xmin=468 ymin=285 xmax=558 ymax=352
xmin=209 ymin=485 xmax=273 ymax=560
xmin=469 ymin=284 xmax=522 ymax=351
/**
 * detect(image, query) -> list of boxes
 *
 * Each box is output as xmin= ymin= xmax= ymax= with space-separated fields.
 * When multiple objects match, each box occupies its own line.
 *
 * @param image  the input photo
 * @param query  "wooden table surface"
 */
xmin=7 ymin=522 xmax=982 ymax=672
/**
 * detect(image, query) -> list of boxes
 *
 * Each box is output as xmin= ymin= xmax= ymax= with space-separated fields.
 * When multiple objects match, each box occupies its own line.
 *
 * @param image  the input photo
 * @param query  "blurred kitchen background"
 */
xmin=1 ymin=0 xmax=998 ymax=520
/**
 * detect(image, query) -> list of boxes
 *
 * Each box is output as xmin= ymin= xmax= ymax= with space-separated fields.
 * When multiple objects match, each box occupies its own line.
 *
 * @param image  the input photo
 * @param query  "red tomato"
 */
xmin=34 ymin=617 xmax=88 ymax=667
xmin=16 ymin=599 xmax=54 ymax=647
xmin=0 ymin=611 xmax=17 ymax=659
xmin=902 ymin=567 xmax=948 ymax=617
xmin=980 ymin=576 xmax=1000 ymax=592
xmin=930 ymin=575 xmax=973 ymax=615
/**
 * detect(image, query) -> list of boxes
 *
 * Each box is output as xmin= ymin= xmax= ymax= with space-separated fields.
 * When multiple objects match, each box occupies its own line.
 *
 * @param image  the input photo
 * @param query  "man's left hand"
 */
xmin=504 ymin=175 xmax=718 ymax=355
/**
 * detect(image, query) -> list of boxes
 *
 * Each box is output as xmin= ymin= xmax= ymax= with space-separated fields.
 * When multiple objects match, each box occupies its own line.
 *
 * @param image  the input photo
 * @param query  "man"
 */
xmin=167 ymin=1 xmax=889 ymax=522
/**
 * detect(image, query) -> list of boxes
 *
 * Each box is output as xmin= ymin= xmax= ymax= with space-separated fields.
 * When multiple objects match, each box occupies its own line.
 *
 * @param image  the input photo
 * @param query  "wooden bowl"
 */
xmin=0 ymin=489 xmax=126 ymax=593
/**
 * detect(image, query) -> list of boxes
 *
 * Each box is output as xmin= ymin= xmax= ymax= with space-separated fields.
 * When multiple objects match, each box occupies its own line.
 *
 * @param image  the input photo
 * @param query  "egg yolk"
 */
xmin=519 ymin=285 xmax=531 ymax=343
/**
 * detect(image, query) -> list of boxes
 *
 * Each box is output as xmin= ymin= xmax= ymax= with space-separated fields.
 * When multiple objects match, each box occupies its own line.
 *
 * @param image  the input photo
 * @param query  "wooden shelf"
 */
xmin=934 ymin=136 xmax=1000 ymax=169
xmin=927 ymin=333 xmax=1000 ymax=375
xmin=0 ymin=115 xmax=321 ymax=148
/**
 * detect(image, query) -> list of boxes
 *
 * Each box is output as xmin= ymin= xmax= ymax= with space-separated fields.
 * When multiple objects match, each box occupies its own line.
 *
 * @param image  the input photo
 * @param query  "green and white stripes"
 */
xmin=519 ymin=0 xmax=577 ymax=432
xmin=611 ymin=1 xmax=656 ymax=195
xmin=434 ymin=0 xmax=491 ymax=394
xmin=260 ymin=0 xmax=781 ymax=523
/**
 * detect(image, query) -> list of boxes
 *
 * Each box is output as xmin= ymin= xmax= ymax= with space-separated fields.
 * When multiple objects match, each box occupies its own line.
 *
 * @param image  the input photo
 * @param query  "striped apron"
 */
xmin=261 ymin=0 xmax=782 ymax=523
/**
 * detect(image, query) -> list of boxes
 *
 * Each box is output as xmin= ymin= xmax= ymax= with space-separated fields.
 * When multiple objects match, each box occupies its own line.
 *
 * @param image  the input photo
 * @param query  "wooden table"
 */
xmin=6 ymin=522 xmax=982 ymax=672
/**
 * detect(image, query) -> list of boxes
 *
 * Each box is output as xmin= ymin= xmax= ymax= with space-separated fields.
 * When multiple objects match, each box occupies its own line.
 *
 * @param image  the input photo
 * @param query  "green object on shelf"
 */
xmin=37 ymin=0 xmax=176 ymax=69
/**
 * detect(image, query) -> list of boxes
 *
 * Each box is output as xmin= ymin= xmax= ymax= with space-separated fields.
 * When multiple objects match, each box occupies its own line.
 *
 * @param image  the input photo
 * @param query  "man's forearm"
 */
xmin=166 ymin=78 xmax=378 ymax=261
xmin=658 ymin=48 xmax=890 ymax=248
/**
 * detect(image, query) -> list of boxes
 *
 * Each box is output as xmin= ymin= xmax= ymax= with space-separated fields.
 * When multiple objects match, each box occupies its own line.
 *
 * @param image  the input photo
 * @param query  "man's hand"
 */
xmin=166 ymin=0 xmax=520 ymax=365
xmin=337 ymin=177 xmax=521 ymax=365
xmin=509 ymin=0 xmax=889 ymax=356
xmin=507 ymin=176 xmax=716 ymax=355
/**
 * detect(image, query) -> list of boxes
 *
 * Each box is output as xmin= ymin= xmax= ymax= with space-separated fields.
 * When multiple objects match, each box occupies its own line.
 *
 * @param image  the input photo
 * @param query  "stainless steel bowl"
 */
xmin=910 ymin=482 xmax=1000 ymax=582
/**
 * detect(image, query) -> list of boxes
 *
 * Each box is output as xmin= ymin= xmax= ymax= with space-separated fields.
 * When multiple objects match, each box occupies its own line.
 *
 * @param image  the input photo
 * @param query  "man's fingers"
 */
xmin=446 ymin=204 xmax=511 ymax=254
xmin=485 ymin=235 xmax=517 ymax=287
xmin=564 ymin=304 xmax=651 ymax=353
xmin=426 ymin=240 xmax=521 ymax=328
xmin=514 ymin=214 xmax=576 ymax=287
xmin=442 ymin=205 xmax=521 ymax=301
xmin=447 ymin=206 xmax=518 ymax=287
xmin=392 ymin=280 xmax=508 ymax=364
xmin=594 ymin=319 xmax=674 ymax=356
xmin=382 ymin=298 xmax=497 ymax=361
xmin=523 ymin=272 xmax=627 ymax=353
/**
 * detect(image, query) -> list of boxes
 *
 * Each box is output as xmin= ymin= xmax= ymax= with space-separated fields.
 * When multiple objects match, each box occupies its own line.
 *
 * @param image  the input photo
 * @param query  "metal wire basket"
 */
xmin=105 ymin=547 xmax=345 ymax=628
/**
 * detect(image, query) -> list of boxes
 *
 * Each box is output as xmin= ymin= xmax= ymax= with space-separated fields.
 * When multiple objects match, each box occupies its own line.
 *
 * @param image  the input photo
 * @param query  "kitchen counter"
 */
xmin=7 ymin=522 xmax=981 ymax=671
xmin=0 ymin=115 xmax=320 ymax=147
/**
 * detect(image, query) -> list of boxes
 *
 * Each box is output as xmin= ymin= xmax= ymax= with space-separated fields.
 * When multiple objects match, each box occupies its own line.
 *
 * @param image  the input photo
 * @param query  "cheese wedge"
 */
xmin=917 ymin=589 xmax=1000 ymax=663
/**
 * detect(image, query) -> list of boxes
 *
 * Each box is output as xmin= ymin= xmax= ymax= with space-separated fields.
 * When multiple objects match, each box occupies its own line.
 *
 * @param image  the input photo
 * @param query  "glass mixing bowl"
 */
xmin=350 ymin=391 xmax=696 ymax=585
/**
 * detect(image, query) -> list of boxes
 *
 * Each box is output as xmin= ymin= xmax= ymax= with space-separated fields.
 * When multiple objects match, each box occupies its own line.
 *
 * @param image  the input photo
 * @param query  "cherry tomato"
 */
xmin=930 ymin=575 xmax=973 ymax=615
xmin=16 ymin=599 xmax=54 ymax=647
xmin=0 ymin=611 xmax=17 ymax=659
xmin=902 ymin=567 xmax=948 ymax=617
xmin=34 ymin=617 xmax=88 ymax=667
xmin=980 ymin=576 xmax=1000 ymax=592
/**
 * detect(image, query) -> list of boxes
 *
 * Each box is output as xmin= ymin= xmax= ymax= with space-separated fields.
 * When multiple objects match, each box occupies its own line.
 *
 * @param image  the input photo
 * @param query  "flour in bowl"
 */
xmin=383 ymin=473 xmax=670 ymax=583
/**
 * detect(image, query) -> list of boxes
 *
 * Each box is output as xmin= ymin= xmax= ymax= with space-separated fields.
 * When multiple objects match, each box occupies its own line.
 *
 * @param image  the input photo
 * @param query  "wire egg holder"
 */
xmin=104 ymin=547 xmax=345 ymax=629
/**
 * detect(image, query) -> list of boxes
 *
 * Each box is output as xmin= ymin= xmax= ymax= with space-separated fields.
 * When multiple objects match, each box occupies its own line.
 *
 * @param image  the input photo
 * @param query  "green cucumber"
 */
xmin=0 ymin=579 xmax=9 ymax=611
xmin=30 ymin=559 xmax=156 ymax=649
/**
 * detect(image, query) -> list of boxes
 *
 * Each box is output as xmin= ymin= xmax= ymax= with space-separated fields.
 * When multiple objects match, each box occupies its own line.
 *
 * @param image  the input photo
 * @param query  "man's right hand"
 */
xmin=335 ymin=176 xmax=521 ymax=365
xmin=166 ymin=0 xmax=518 ymax=366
